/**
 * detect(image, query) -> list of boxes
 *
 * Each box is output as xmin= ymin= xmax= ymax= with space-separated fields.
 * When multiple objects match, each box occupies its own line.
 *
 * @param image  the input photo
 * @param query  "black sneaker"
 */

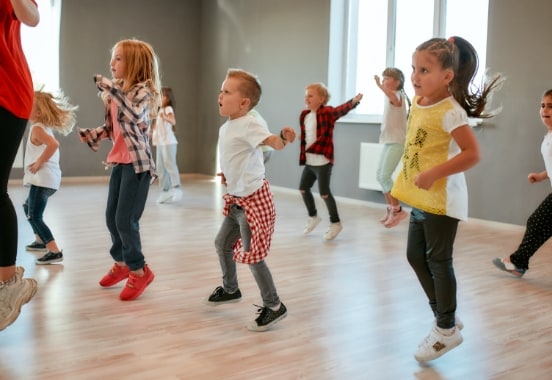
xmin=26 ymin=241 xmax=47 ymax=252
xmin=202 ymin=286 xmax=242 ymax=306
xmin=247 ymin=303 xmax=288 ymax=332
xmin=36 ymin=251 xmax=63 ymax=265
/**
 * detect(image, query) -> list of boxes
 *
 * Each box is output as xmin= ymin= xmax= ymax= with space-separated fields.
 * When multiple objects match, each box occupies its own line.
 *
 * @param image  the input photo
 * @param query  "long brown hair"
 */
xmin=415 ymin=36 xmax=503 ymax=118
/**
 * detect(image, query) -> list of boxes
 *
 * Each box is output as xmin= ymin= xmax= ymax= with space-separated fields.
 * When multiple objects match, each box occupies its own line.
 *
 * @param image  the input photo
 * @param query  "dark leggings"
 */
xmin=406 ymin=208 xmax=459 ymax=329
xmin=299 ymin=163 xmax=340 ymax=223
xmin=510 ymin=193 xmax=552 ymax=270
xmin=0 ymin=107 xmax=28 ymax=267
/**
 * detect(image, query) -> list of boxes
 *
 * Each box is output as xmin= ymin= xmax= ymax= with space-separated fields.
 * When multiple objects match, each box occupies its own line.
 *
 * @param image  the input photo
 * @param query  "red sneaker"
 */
xmin=119 ymin=265 xmax=155 ymax=301
xmin=99 ymin=264 xmax=130 ymax=287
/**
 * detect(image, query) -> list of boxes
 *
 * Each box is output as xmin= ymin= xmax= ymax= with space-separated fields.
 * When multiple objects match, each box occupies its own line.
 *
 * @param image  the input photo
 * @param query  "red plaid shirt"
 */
xmin=222 ymin=179 xmax=276 ymax=264
xmin=299 ymin=99 xmax=359 ymax=165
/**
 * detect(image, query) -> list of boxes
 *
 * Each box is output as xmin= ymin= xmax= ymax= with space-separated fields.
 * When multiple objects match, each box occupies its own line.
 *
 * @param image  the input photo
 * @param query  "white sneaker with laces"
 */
xmin=324 ymin=222 xmax=343 ymax=240
xmin=414 ymin=326 xmax=463 ymax=362
xmin=0 ymin=266 xmax=38 ymax=331
xmin=303 ymin=216 xmax=322 ymax=235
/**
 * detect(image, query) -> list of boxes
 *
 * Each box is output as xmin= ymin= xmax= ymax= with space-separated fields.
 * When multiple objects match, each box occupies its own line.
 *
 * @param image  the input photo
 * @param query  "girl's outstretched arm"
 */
xmin=12 ymin=0 xmax=39 ymax=26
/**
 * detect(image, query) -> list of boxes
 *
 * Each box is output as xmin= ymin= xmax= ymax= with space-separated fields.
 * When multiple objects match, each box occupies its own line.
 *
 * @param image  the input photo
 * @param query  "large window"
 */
xmin=22 ymin=0 xmax=62 ymax=91
xmin=329 ymin=0 xmax=489 ymax=120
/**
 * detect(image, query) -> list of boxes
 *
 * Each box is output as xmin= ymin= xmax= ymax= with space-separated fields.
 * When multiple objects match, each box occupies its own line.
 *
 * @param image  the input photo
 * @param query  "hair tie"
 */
xmin=447 ymin=37 xmax=455 ymax=45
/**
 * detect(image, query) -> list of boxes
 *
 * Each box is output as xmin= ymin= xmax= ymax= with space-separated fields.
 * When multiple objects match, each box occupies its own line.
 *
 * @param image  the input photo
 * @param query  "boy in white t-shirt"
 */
xmin=202 ymin=68 xmax=296 ymax=332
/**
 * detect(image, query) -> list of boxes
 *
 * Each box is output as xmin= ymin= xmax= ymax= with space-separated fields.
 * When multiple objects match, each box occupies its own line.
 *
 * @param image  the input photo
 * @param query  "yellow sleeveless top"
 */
xmin=391 ymin=96 xmax=469 ymax=220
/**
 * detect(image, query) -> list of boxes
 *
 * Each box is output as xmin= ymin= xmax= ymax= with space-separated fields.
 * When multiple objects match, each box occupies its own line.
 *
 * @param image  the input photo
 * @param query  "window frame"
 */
xmin=328 ymin=0 xmax=488 ymax=124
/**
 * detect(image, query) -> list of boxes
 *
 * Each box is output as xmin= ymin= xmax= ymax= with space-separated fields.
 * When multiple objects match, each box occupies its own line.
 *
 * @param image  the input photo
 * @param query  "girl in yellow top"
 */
xmin=391 ymin=36 xmax=503 ymax=362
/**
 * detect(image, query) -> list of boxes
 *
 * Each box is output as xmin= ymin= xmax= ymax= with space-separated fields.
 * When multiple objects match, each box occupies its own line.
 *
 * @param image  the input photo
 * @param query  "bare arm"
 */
xmin=11 ymin=0 xmax=39 ymax=27
xmin=159 ymin=108 xmax=176 ymax=126
xmin=374 ymin=75 xmax=402 ymax=107
xmin=27 ymin=126 xmax=58 ymax=174
xmin=262 ymin=126 xmax=296 ymax=150
xmin=414 ymin=125 xmax=480 ymax=190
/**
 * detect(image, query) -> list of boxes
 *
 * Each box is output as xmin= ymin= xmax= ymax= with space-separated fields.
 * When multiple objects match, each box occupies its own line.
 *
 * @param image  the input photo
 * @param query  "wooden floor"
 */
xmin=1 ymin=174 xmax=551 ymax=380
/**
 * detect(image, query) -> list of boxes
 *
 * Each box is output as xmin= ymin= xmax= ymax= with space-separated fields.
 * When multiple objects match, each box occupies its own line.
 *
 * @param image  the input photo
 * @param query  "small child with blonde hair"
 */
xmin=298 ymin=82 xmax=363 ymax=240
xmin=23 ymin=89 xmax=78 ymax=264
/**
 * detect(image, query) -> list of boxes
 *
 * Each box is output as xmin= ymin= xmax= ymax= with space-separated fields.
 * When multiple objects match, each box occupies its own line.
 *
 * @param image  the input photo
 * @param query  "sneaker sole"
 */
xmin=414 ymin=334 xmax=463 ymax=362
xmin=0 ymin=279 xmax=38 ymax=331
xmin=247 ymin=310 xmax=288 ymax=332
xmin=36 ymin=258 xmax=63 ymax=265
xmin=26 ymin=247 xmax=48 ymax=253
xmin=201 ymin=297 xmax=242 ymax=307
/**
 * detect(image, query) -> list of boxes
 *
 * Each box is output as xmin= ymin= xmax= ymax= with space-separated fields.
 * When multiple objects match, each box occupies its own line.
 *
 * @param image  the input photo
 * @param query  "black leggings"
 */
xmin=510 ymin=193 xmax=552 ymax=270
xmin=0 ymin=107 xmax=28 ymax=267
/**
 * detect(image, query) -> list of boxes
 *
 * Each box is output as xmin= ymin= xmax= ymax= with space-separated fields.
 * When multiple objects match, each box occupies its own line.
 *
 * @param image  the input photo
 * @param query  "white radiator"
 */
xmin=358 ymin=142 xmax=401 ymax=191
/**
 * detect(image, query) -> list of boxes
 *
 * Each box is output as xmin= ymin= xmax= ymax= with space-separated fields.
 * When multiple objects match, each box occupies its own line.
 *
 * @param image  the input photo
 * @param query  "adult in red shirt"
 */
xmin=0 ymin=0 xmax=39 ymax=332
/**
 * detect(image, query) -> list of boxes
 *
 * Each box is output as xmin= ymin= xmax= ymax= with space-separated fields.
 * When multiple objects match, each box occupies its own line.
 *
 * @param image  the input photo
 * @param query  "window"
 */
xmin=329 ymin=0 xmax=489 ymax=120
xmin=21 ymin=0 xmax=62 ymax=91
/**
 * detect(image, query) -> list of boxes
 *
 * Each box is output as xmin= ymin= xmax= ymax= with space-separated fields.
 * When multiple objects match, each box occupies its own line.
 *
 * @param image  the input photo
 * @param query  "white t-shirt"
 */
xmin=218 ymin=112 xmax=271 ymax=197
xmin=23 ymin=123 xmax=61 ymax=190
xmin=152 ymin=105 xmax=178 ymax=146
xmin=304 ymin=111 xmax=330 ymax=166
xmin=379 ymin=91 xmax=407 ymax=144
xmin=541 ymin=132 xmax=552 ymax=187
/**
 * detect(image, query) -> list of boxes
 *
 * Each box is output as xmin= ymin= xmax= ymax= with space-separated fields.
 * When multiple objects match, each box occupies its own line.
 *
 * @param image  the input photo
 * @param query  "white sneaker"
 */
xmin=324 ymin=222 xmax=343 ymax=240
xmin=170 ymin=187 xmax=183 ymax=202
xmin=157 ymin=191 xmax=173 ymax=204
xmin=0 ymin=267 xmax=38 ymax=331
xmin=303 ymin=216 xmax=322 ymax=235
xmin=414 ymin=326 xmax=463 ymax=362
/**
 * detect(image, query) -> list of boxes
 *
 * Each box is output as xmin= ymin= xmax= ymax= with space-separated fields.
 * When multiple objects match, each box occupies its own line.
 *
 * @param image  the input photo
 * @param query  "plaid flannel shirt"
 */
xmin=299 ymin=99 xmax=359 ymax=165
xmin=222 ymin=179 xmax=276 ymax=264
xmin=79 ymin=76 xmax=157 ymax=180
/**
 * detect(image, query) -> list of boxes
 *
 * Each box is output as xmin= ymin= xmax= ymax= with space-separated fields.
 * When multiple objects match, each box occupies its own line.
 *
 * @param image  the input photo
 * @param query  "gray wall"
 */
xmin=33 ymin=0 xmax=552 ymax=225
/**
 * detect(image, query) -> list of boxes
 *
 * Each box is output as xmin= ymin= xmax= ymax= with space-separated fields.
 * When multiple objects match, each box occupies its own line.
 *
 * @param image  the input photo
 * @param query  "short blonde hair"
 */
xmin=226 ymin=68 xmax=262 ymax=110
xmin=306 ymin=82 xmax=330 ymax=105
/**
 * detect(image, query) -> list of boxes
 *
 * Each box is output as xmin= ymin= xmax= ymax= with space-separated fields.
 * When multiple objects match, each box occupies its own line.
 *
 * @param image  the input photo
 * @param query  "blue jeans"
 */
xmin=406 ymin=208 xmax=459 ymax=329
xmin=23 ymin=185 xmax=57 ymax=245
xmin=299 ymin=163 xmax=340 ymax=223
xmin=214 ymin=204 xmax=280 ymax=308
xmin=106 ymin=164 xmax=150 ymax=271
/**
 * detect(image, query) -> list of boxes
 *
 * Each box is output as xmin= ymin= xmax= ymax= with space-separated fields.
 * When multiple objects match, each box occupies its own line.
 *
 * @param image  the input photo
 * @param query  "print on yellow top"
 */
xmin=391 ymin=97 xmax=455 ymax=215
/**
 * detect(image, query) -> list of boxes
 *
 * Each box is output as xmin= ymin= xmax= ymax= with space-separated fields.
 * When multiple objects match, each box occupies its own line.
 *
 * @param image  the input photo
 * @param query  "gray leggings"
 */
xmin=214 ymin=204 xmax=280 ymax=308
xmin=406 ymin=208 xmax=459 ymax=329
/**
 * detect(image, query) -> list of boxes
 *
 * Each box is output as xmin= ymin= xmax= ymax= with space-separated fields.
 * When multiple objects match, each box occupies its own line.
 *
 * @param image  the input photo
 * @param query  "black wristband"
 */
xmin=280 ymin=130 xmax=287 ymax=141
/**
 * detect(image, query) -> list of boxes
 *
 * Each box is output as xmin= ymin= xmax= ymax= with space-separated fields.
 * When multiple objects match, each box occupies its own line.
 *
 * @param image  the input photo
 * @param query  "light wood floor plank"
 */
xmin=1 ymin=174 xmax=550 ymax=380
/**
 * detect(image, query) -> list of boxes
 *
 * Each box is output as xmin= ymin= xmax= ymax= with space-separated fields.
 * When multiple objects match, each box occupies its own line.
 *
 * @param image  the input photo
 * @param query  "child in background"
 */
xmin=374 ymin=68 xmax=409 ymax=228
xmin=391 ymin=36 xmax=503 ymax=362
xmin=23 ymin=90 xmax=78 ymax=264
xmin=79 ymin=39 xmax=161 ymax=301
xmin=299 ymin=83 xmax=362 ymax=240
xmin=203 ymin=68 xmax=295 ymax=332
xmin=152 ymin=87 xmax=182 ymax=204
xmin=493 ymin=89 xmax=552 ymax=277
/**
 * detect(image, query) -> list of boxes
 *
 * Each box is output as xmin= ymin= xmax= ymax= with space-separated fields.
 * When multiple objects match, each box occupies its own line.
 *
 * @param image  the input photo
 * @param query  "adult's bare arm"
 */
xmin=11 ymin=0 xmax=39 ymax=27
